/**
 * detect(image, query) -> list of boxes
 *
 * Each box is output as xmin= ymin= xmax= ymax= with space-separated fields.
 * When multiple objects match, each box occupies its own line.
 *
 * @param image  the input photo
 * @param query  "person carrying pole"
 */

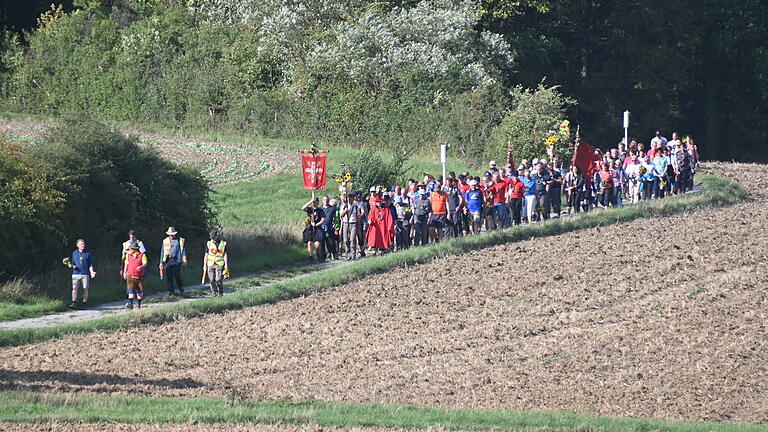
xmin=203 ymin=231 xmax=229 ymax=296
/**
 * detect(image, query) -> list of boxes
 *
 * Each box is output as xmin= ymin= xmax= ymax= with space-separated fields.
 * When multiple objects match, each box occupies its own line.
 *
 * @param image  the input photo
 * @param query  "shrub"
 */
xmin=345 ymin=150 xmax=411 ymax=193
xmin=0 ymin=277 xmax=34 ymax=303
xmin=0 ymin=117 xmax=217 ymax=279
xmin=489 ymin=84 xmax=576 ymax=164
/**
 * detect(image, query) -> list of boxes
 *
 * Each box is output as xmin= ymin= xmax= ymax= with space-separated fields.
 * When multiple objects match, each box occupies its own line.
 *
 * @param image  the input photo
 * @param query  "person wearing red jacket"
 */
xmin=366 ymin=195 xmax=394 ymax=252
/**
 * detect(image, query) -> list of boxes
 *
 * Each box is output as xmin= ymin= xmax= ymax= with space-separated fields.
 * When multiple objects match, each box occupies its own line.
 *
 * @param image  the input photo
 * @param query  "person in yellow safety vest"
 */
xmin=159 ymin=226 xmax=186 ymax=296
xmin=120 ymin=230 xmax=146 ymax=278
xmin=203 ymin=231 xmax=229 ymax=296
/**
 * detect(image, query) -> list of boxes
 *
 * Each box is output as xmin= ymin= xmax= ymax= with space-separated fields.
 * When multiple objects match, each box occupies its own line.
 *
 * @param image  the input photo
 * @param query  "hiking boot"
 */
xmin=126 ymin=303 xmax=133 ymax=310
xmin=69 ymin=302 xmax=76 ymax=310
xmin=81 ymin=301 xmax=87 ymax=307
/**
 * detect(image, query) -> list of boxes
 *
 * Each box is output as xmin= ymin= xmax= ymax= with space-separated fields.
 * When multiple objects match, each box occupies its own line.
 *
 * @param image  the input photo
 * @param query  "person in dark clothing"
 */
xmin=301 ymin=198 xmax=326 ymax=262
xmin=412 ymin=188 xmax=431 ymax=246
xmin=531 ymin=164 xmax=552 ymax=220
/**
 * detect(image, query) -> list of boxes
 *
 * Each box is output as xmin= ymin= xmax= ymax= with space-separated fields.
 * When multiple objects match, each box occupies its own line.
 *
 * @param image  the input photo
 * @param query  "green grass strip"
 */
xmin=0 ymin=174 xmax=745 ymax=348
xmin=0 ymin=392 xmax=762 ymax=431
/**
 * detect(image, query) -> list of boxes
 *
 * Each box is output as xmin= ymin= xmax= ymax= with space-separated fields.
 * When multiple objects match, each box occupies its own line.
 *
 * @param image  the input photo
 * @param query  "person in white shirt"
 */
xmin=623 ymin=152 xmax=642 ymax=203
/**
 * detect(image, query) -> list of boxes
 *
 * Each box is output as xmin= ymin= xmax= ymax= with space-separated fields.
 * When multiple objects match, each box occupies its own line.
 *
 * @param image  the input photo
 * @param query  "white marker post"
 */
xmin=623 ymin=111 xmax=630 ymax=149
xmin=440 ymin=144 xmax=447 ymax=183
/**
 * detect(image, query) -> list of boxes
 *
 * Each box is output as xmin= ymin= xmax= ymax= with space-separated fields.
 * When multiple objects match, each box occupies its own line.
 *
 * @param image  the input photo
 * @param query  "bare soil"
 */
xmin=0 ymin=163 xmax=766 ymax=424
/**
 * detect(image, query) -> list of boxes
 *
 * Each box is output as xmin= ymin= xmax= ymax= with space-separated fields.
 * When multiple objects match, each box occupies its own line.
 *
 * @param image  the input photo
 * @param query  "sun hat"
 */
xmin=329 ymin=198 xmax=338 ymax=206
xmin=165 ymin=226 xmax=178 ymax=235
xmin=532 ymin=158 xmax=539 ymax=165
xmin=468 ymin=179 xmax=478 ymax=186
xmin=418 ymin=188 xmax=427 ymax=194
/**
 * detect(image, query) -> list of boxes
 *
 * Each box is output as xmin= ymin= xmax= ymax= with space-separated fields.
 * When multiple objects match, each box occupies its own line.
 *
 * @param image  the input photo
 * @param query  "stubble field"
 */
xmin=0 ymin=162 xmax=766 ymax=425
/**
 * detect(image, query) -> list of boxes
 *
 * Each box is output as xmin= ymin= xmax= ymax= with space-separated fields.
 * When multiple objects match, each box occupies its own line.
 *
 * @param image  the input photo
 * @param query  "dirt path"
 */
xmin=0 ymin=261 xmax=345 ymax=330
xmin=0 ymin=163 xmax=766 ymax=424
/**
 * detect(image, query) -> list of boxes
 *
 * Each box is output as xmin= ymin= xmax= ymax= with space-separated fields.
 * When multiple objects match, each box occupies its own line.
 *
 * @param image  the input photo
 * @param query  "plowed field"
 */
xmin=1 ymin=163 xmax=766 ymax=424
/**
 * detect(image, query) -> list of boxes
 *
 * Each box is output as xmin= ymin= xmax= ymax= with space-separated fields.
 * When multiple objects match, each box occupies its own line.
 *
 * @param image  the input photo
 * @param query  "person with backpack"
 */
xmin=159 ymin=226 xmax=186 ymax=295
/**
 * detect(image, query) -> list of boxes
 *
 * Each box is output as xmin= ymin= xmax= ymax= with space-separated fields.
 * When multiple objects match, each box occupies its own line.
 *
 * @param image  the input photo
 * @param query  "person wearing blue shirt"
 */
xmin=523 ymin=171 xmax=536 ymax=223
xmin=652 ymin=153 xmax=670 ymax=199
xmin=464 ymin=180 xmax=484 ymax=234
xmin=68 ymin=239 xmax=96 ymax=309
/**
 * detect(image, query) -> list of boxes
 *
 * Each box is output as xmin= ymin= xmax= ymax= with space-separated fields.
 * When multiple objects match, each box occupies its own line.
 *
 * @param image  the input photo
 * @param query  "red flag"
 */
xmin=300 ymin=150 xmax=328 ymax=190
xmin=572 ymin=140 xmax=601 ymax=178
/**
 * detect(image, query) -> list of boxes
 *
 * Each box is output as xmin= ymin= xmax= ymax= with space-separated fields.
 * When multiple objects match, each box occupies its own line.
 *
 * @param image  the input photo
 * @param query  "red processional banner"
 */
xmin=300 ymin=150 xmax=328 ymax=190
xmin=572 ymin=140 xmax=601 ymax=179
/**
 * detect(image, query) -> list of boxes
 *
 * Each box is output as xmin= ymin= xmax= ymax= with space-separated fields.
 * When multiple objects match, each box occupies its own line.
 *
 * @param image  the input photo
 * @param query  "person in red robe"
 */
xmin=366 ymin=195 xmax=394 ymax=251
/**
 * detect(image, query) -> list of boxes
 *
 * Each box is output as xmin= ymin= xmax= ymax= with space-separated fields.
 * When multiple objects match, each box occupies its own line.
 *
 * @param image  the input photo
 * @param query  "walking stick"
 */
xmin=201 ymin=268 xmax=207 ymax=285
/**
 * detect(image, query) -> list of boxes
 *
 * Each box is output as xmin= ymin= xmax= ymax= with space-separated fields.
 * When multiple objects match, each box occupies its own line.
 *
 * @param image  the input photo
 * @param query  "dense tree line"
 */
xmin=1 ymin=0 xmax=765 ymax=162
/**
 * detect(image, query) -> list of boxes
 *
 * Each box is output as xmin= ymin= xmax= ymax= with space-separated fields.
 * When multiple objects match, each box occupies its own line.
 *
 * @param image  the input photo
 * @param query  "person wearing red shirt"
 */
xmin=488 ymin=172 xmax=508 ymax=229
xmin=508 ymin=170 xmax=526 ymax=225
xmin=458 ymin=174 xmax=471 ymax=194
xmin=599 ymin=162 xmax=614 ymax=207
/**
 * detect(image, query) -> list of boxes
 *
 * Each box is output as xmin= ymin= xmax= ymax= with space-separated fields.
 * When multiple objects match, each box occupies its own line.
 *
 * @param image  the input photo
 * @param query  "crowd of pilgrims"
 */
xmin=301 ymin=131 xmax=700 ymax=261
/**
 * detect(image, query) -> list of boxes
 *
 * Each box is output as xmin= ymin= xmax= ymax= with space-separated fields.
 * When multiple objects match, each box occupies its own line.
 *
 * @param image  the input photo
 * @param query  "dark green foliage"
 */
xmin=346 ymin=150 xmax=412 ymax=193
xmin=2 ymin=0 xmax=766 ymax=162
xmin=489 ymin=84 xmax=576 ymax=163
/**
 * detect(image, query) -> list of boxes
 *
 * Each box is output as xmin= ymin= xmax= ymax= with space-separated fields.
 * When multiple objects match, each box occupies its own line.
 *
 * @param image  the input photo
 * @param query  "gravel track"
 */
xmin=0 ymin=162 xmax=766 ymax=424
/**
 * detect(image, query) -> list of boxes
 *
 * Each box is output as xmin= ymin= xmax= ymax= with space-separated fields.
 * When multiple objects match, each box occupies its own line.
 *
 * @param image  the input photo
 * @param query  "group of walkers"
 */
xmin=302 ymin=131 xmax=700 ymax=261
xmin=66 ymin=227 xmax=229 ymax=310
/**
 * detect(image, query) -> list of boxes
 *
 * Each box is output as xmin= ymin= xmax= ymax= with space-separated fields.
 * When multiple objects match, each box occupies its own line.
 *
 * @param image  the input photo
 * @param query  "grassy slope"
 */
xmin=0 ymin=174 xmax=744 ymax=347
xmin=212 ymin=141 xmax=468 ymax=229
xmin=0 ymin=392 xmax=763 ymax=432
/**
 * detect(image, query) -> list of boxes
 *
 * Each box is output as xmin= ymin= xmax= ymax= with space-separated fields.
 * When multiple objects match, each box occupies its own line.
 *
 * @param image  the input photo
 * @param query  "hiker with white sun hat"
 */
xmin=159 ymin=226 xmax=187 ymax=296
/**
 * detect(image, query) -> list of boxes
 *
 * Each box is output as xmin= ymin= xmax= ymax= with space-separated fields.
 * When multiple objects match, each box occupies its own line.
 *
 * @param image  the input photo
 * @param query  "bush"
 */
xmin=489 ymin=84 xmax=576 ymax=164
xmin=1 ymin=1 xmax=515 ymax=162
xmin=0 ymin=117 xmax=216 ymax=279
xmin=0 ymin=277 xmax=34 ymax=303
xmin=345 ymin=150 xmax=411 ymax=193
